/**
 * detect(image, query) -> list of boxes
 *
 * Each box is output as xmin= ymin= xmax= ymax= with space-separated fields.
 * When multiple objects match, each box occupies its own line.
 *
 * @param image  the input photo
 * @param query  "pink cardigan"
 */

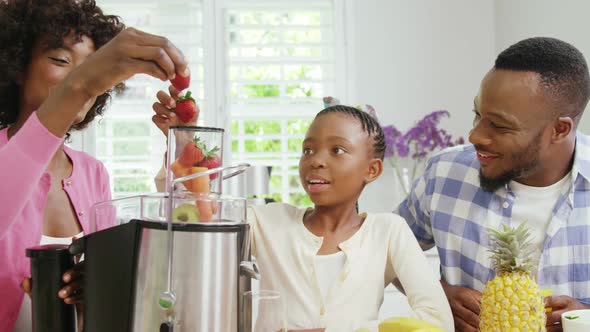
xmin=0 ymin=113 xmax=113 ymax=331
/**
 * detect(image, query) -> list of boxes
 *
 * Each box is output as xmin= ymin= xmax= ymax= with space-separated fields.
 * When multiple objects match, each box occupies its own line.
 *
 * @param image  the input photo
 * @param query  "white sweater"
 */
xmin=247 ymin=203 xmax=453 ymax=332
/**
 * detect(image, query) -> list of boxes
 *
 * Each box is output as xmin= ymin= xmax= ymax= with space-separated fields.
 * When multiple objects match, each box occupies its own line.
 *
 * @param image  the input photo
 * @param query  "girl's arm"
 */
xmin=387 ymin=217 xmax=454 ymax=332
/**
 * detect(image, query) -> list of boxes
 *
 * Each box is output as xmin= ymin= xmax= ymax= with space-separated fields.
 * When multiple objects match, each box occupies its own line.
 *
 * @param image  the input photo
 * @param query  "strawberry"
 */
xmin=178 ymin=137 xmax=205 ymax=166
xmin=175 ymin=91 xmax=198 ymax=123
xmin=170 ymin=71 xmax=190 ymax=91
xmin=197 ymin=146 xmax=221 ymax=180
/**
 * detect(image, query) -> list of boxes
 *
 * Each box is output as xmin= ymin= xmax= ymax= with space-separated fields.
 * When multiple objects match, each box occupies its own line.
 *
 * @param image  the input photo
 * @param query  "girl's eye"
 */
xmin=333 ymin=147 xmax=345 ymax=154
xmin=302 ymin=147 xmax=312 ymax=155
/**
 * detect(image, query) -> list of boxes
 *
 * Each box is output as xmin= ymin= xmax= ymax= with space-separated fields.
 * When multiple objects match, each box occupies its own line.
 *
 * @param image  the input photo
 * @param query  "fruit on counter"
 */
xmin=170 ymin=71 xmax=190 ymax=91
xmin=172 ymin=204 xmax=200 ymax=222
xmin=178 ymin=137 xmax=206 ymax=166
xmin=479 ymin=223 xmax=545 ymax=331
xmin=196 ymin=146 xmax=221 ymax=179
xmin=174 ymin=91 xmax=198 ymax=123
xmin=378 ymin=317 xmax=444 ymax=332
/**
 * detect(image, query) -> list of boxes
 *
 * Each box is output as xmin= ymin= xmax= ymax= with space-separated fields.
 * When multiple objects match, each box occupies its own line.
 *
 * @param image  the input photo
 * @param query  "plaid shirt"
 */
xmin=397 ymin=133 xmax=590 ymax=304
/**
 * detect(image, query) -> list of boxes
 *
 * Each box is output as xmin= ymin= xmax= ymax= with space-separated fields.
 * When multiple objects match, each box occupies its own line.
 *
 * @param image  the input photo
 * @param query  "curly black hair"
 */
xmin=495 ymin=37 xmax=590 ymax=123
xmin=0 ymin=0 xmax=125 ymax=132
xmin=315 ymin=105 xmax=386 ymax=160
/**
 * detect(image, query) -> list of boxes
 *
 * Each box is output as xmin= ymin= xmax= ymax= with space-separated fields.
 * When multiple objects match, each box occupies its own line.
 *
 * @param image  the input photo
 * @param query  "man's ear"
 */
xmin=365 ymin=158 xmax=383 ymax=184
xmin=553 ymin=117 xmax=573 ymax=142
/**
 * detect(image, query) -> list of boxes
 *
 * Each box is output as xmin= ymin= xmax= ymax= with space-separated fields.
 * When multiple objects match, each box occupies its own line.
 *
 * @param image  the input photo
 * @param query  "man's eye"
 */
xmin=49 ymin=57 xmax=69 ymax=64
xmin=489 ymin=122 xmax=507 ymax=130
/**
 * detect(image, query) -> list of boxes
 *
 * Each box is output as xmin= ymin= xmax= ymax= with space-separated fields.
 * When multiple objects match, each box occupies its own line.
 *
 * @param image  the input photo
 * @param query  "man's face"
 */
xmin=469 ymin=69 xmax=554 ymax=192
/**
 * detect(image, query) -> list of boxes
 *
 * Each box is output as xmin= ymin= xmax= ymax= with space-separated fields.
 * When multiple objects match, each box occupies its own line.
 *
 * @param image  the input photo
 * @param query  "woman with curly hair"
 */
xmin=0 ymin=0 xmax=189 ymax=330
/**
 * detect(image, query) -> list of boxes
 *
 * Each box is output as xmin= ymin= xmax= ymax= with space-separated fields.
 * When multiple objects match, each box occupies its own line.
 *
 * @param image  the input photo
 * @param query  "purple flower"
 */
xmin=383 ymin=110 xmax=463 ymax=161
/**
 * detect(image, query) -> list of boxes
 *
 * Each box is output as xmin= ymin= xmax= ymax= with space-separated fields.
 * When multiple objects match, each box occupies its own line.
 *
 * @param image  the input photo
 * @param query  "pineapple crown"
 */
xmin=487 ymin=223 xmax=538 ymax=276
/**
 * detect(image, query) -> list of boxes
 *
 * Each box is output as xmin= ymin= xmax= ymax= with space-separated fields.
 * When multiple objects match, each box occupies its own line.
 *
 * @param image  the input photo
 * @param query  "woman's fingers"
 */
xmin=21 ymin=278 xmax=32 ymax=297
xmin=132 ymin=28 xmax=188 ymax=78
xmin=58 ymin=279 xmax=83 ymax=304
xmin=127 ymin=58 xmax=169 ymax=82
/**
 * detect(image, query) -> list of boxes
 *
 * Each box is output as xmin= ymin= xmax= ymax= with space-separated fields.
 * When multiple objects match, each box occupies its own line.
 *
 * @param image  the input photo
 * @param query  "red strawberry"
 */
xmin=197 ymin=146 xmax=221 ymax=180
xmin=178 ymin=137 xmax=205 ymax=166
xmin=170 ymin=71 xmax=190 ymax=91
xmin=175 ymin=91 xmax=198 ymax=123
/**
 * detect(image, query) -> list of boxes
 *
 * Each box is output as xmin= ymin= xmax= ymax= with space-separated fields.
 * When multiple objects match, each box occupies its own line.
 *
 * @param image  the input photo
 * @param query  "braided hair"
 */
xmin=315 ymin=105 xmax=386 ymax=160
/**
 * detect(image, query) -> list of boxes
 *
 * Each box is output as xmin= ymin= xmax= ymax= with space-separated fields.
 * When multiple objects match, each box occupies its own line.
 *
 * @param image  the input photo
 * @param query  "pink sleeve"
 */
xmin=0 ymin=113 xmax=63 ymax=239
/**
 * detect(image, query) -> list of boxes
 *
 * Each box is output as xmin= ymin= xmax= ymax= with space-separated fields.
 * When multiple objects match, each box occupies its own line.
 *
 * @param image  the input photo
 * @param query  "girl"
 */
xmin=152 ymin=99 xmax=453 ymax=331
xmin=0 ymin=1 xmax=188 ymax=330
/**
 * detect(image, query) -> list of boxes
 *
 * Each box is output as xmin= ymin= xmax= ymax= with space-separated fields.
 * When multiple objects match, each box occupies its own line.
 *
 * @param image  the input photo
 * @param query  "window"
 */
xmin=88 ymin=0 xmax=348 ymax=203
xmin=226 ymin=2 xmax=338 ymax=205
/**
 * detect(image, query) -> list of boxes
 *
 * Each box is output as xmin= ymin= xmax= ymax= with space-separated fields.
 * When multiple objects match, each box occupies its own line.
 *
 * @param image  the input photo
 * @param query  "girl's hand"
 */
xmin=152 ymin=85 xmax=197 ymax=138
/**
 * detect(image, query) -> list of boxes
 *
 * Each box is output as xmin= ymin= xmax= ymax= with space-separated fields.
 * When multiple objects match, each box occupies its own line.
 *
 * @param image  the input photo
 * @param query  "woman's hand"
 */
xmin=69 ymin=27 xmax=189 ymax=98
xmin=20 ymin=277 xmax=32 ymax=298
xmin=58 ymin=262 xmax=84 ymax=304
xmin=37 ymin=27 xmax=190 ymax=137
xmin=152 ymin=85 xmax=198 ymax=138
xmin=20 ymin=261 xmax=83 ymax=304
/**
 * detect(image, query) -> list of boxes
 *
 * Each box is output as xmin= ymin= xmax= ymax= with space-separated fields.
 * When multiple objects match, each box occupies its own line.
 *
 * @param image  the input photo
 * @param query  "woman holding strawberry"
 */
xmin=0 ymin=0 xmax=189 ymax=330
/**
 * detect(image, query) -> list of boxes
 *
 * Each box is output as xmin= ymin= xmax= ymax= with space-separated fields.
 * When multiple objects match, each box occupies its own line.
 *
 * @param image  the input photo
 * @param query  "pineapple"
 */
xmin=479 ymin=223 xmax=546 ymax=332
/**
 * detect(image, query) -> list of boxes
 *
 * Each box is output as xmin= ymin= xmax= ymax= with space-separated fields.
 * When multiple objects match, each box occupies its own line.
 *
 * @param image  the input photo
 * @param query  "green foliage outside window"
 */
xmin=243 ymin=84 xmax=280 ymax=97
xmin=113 ymin=142 xmax=150 ymax=155
xmin=114 ymin=177 xmax=151 ymax=193
xmin=245 ymin=139 xmax=281 ymax=152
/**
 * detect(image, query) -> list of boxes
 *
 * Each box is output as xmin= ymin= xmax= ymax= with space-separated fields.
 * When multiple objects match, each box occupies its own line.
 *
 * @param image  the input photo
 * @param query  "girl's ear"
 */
xmin=365 ymin=158 xmax=383 ymax=184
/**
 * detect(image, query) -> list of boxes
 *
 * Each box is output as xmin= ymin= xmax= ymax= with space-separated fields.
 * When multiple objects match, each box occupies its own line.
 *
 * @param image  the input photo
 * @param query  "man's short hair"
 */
xmin=495 ymin=37 xmax=590 ymax=123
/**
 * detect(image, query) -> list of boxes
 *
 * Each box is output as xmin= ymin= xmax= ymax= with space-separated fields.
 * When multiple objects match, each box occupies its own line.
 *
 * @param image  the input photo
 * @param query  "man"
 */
xmin=397 ymin=37 xmax=590 ymax=332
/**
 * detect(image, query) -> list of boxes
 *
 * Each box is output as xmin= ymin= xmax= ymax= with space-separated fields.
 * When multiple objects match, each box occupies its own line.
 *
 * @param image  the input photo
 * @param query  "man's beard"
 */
xmin=478 ymin=134 xmax=542 ymax=192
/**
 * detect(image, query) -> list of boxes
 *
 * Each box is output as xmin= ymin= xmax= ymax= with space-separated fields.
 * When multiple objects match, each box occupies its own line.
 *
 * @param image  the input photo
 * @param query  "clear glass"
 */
xmin=90 ymin=192 xmax=247 ymax=231
xmin=167 ymin=126 xmax=224 ymax=194
xmin=242 ymin=290 xmax=286 ymax=332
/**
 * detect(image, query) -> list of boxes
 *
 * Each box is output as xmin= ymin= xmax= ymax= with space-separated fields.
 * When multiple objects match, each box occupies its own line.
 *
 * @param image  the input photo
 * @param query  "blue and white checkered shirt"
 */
xmin=397 ymin=133 xmax=590 ymax=304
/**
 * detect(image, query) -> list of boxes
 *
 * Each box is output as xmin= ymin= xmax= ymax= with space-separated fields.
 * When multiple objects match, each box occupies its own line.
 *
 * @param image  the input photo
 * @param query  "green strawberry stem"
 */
xmin=177 ymin=90 xmax=195 ymax=103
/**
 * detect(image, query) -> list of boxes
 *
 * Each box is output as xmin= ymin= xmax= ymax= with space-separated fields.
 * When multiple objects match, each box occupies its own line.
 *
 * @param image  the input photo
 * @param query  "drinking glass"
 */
xmin=242 ymin=290 xmax=286 ymax=332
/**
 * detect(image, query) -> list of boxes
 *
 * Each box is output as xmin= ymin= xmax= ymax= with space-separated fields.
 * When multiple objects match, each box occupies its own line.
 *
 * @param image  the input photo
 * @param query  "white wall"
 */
xmin=354 ymin=0 xmax=496 ymax=212
xmin=495 ymin=0 xmax=590 ymax=133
